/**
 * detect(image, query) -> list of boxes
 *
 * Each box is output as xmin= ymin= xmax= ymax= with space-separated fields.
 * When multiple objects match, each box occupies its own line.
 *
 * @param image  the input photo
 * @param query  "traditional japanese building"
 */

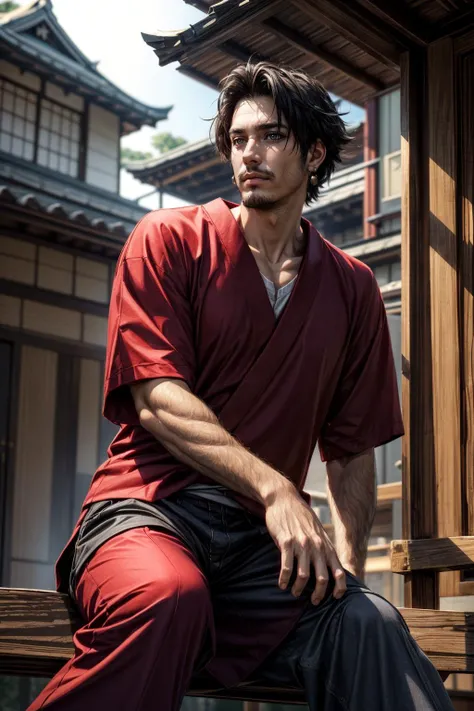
xmin=0 ymin=0 xmax=170 ymax=596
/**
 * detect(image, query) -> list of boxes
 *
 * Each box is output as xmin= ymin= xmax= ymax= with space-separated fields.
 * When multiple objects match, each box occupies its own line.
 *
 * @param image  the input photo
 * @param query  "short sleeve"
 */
xmin=318 ymin=273 xmax=404 ymax=462
xmin=103 ymin=213 xmax=195 ymax=426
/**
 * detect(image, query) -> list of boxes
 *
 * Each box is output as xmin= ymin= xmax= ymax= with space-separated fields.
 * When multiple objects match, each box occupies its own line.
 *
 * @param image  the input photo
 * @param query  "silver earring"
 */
xmin=231 ymin=175 xmax=236 ymax=184
xmin=310 ymin=172 xmax=318 ymax=186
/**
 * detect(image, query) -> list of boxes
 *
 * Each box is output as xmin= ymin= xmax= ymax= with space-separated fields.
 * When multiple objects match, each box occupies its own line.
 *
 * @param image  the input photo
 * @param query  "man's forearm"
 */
xmin=132 ymin=378 xmax=295 ymax=507
xmin=326 ymin=449 xmax=376 ymax=579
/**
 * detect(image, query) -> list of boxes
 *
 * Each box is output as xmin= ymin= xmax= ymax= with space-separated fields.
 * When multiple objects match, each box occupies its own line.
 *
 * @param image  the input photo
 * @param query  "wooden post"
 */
xmin=400 ymin=48 xmax=438 ymax=609
xmin=363 ymin=98 xmax=378 ymax=239
xmin=427 ymin=38 xmax=463 ymax=599
xmin=460 ymin=52 xmax=474 ymax=540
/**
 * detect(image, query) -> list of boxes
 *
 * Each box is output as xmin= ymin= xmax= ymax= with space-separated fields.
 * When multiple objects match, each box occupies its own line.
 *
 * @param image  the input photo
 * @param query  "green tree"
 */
xmin=120 ymin=132 xmax=187 ymax=166
xmin=151 ymin=132 xmax=186 ymax=154
xmin=0 ymin=1 xmax=20 ymax=11
xmin=120 ymin=147 xmax=153 ymax=165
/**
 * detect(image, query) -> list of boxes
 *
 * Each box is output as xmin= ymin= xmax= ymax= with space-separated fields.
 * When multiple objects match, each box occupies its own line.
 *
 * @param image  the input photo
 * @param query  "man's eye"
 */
xmin=266 ymin=132 xmax=284 ymax=141
xmin=232 ymin=137 xmax=245 ymax=146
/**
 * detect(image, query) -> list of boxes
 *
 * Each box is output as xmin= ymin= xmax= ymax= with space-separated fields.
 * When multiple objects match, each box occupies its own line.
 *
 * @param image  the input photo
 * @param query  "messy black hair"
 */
xmin=213 ymin=60 xmax=351 ymax=204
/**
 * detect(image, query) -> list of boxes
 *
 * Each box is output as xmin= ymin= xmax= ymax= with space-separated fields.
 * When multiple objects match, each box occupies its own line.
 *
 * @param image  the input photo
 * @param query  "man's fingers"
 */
xmin=291 ymin=546 xmax=310 ymax=597
xmin=328 ymin=552 xmax=347 ymax=599
xmin=311 ymin=552 xmax=329 ymax=605
xmin=279 ymin=543 xmax=294 ymax=590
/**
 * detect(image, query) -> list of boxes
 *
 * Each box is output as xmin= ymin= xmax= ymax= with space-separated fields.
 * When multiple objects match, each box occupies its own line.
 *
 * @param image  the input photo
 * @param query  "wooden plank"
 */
xmin=400 ymin=48 xmax=438 ymax=609
xmin=363 ymin=99 xmax=377 ymax=239
xmin=180 ymin=0 xmax=287 ymax=65
xmin=261 ymin=17 xmax=384 ymax=90
xmin=1 ymin=589 xmax=474 ymax=679
xmin=392 ymin=537 xmax=474 ymax=573
xmin=356 ymin=0 xmax=429 ymax=46
xmin=377 ymin=480 xmax=402 ymax=503
xmin=176 ymin=65 xmax=220 ymax=92
xmin=295 ymin=0 xmax=401 ymax=68
xmin=460 ymin=52 xmax=474 ymax=537
xmin=399 ymin=608 xmax=474 ymax=672
xmin=365 ymin=556 xmax=391 ymax=574
xmin=428 ymin=38 xmax=462 ymax=599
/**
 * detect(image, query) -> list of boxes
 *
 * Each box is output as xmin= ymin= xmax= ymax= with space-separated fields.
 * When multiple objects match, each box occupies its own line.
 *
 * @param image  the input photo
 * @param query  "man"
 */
xmin=29 ymin=62 xmax=453 ymax=711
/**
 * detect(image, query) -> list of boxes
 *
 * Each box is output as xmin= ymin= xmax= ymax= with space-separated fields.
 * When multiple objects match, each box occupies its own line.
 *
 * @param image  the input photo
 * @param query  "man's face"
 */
xmin=229 ymin=95 xmax=313 ymax=210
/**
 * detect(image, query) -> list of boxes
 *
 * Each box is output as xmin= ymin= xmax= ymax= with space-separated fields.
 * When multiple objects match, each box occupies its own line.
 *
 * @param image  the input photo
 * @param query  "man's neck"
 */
xmin=231 ymin=199 xmax=305 ymax=264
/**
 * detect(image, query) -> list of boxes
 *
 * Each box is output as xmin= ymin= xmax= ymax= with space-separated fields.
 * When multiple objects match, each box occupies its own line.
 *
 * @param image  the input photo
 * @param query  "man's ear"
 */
xmin=307 ymin=139 xmax=326 ymax=173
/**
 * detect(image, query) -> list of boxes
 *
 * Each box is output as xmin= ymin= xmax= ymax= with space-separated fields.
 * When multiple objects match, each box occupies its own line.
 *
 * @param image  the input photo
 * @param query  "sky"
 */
xmin=20 ymin=0 xmax=365 ymax=208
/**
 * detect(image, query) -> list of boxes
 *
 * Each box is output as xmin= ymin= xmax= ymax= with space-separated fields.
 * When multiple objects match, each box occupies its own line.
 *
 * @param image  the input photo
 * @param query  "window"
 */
xmin=379 ymin=89 xmax=401 ymax=204
xmin=0 ymin=75 xmax=83 ymax=178
xmin=37 ymin=98 xmax=81 ymax=177
xmin=382 ymin=150 xmax=402 ymax=201
xmin=0 ymin=77 xmax=37 ymax=161
xmin=373 ymin=259 xmax=401 ymax=287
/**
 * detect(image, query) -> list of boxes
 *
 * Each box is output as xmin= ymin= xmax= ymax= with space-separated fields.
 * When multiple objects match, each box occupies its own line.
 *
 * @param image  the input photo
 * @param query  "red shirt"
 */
xmin=56 ymin=198 xmax=403 ymax=587
xmin=88 ymin=196 xmax=402 ymax=505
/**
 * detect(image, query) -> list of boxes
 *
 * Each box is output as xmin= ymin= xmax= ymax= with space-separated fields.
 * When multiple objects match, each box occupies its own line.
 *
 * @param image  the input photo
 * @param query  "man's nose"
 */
xmin=242 ymin=137 xmax=260 ymax=164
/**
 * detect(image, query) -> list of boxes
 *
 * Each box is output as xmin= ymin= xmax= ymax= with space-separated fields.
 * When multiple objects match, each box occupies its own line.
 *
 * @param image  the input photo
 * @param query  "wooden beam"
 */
xmin=428 ymin=6 xmax=474 ymax=42
xmin=180 ymin=0 xmax=286 ymax=65
xmin=363 ymin=99 xmax=378 ymax=239
xmin=392 ymin=537 xmax=474 ymax=573
xmin=428 ymin=38 xmax=462 ymax=599
xmin=460 ymin=52 xmax=474 ymax=539
xmin=399 ymin=607 xmax=474 ymax=672
xmin=295 ymin=0 xmax=400 ymax=69
xmin=400 ymin=48 xmax=438 ymax=609
xmin=218 ymin=39 xmax=270 ymax=64
xmin=377 ymin=481 xmax=402 ymax=504
xmin=1 ymin=589 xmax=473 ymax=677
xmin=177 ymin=65 xmax=220 ymax=91
xmin=365 ymin=556 xmax=391 ymax=574
xmin=356 ymin=0 xmax=429 ymax=46
xmin=261 ymin=17 xmax=384 ymax=91
xmin=161 ymin=156 xmax=221 ymax=186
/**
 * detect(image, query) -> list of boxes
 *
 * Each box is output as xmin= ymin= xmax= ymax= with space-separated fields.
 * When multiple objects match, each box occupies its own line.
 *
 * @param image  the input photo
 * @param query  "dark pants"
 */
xmin=28 ymin=493 xmax=454 ymax=711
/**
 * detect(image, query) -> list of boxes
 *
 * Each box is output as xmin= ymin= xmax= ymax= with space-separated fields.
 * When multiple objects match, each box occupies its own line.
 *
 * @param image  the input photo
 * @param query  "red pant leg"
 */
xmin=27 ymin=527 xmax=212 ymax=711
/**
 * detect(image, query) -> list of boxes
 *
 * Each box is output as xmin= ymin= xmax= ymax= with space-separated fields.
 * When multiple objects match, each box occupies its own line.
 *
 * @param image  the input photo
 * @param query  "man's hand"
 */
xmin=265 ymin=489 xmax=347 ymax=605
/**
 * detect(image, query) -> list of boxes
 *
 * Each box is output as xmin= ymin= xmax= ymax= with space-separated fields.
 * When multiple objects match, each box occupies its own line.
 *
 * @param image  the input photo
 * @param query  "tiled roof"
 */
xmin=0 ymin=151 xmax=147 ymax=251
xmin=0 ymin=0 xmax=171 ymax=132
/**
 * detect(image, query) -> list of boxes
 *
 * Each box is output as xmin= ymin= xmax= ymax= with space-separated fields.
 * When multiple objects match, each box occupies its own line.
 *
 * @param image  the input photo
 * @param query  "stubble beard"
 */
xmin=241 ymin=191 xmax=279 ymax=211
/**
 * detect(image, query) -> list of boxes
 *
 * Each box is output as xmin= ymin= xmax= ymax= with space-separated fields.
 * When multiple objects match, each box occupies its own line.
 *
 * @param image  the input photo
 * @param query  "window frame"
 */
xmin=0 ymin=74 xmax=87 ymax=180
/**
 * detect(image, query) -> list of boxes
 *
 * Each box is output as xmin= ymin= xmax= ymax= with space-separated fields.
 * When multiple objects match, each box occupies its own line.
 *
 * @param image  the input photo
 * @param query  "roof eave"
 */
xmin=0 ymin=29 xmax=172 ymax=129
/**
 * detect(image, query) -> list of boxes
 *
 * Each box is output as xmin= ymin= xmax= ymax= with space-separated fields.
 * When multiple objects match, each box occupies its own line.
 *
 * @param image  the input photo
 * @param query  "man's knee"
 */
xmin=342 ymin=592 xmax=401 ymax=635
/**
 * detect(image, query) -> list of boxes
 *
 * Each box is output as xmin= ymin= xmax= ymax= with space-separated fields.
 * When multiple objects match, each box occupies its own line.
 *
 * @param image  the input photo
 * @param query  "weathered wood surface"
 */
xmin=428 ymin=36 xmax=463 ymax=600
xmin=1 ymin=588 xmax=474 ymax=681
xmin=399 ymin=608 xmax=474 ymax=672
xmin=400 ymin=47 xmax=438 ymax=609
xmin=391 ymin=537 xmax=474 ymax=573
xmin=460 ymin=49 xmax=474 ymax=538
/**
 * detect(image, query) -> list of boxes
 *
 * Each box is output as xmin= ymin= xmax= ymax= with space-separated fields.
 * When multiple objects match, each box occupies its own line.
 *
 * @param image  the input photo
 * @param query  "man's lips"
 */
xmin=241 ymin=174 xmax=270 ymax=183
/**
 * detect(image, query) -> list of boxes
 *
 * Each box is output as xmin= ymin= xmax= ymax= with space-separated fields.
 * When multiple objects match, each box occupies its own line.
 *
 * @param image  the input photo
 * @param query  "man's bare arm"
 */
xmin=326 ymin=449 xmax=377 ymax=580
xmin=131 ymin=377 xmax=347 ymax=603
xmin=132 ymin=377 xmax=292 ymax=506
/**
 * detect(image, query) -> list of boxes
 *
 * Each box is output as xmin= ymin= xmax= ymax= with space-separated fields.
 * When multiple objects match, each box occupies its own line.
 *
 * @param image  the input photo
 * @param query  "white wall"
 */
xmin=0 ymin=59 xmax=40 ymax=91
xmin=45 ymin=80 xmax=84 ymax=111
xmin=86 ymin=103 xmax=120 ymax=192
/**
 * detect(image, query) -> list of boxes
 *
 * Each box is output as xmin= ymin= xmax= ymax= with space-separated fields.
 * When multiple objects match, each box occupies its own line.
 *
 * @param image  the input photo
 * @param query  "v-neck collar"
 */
xmin=203 ymin=197 xmax=323 ymax=342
